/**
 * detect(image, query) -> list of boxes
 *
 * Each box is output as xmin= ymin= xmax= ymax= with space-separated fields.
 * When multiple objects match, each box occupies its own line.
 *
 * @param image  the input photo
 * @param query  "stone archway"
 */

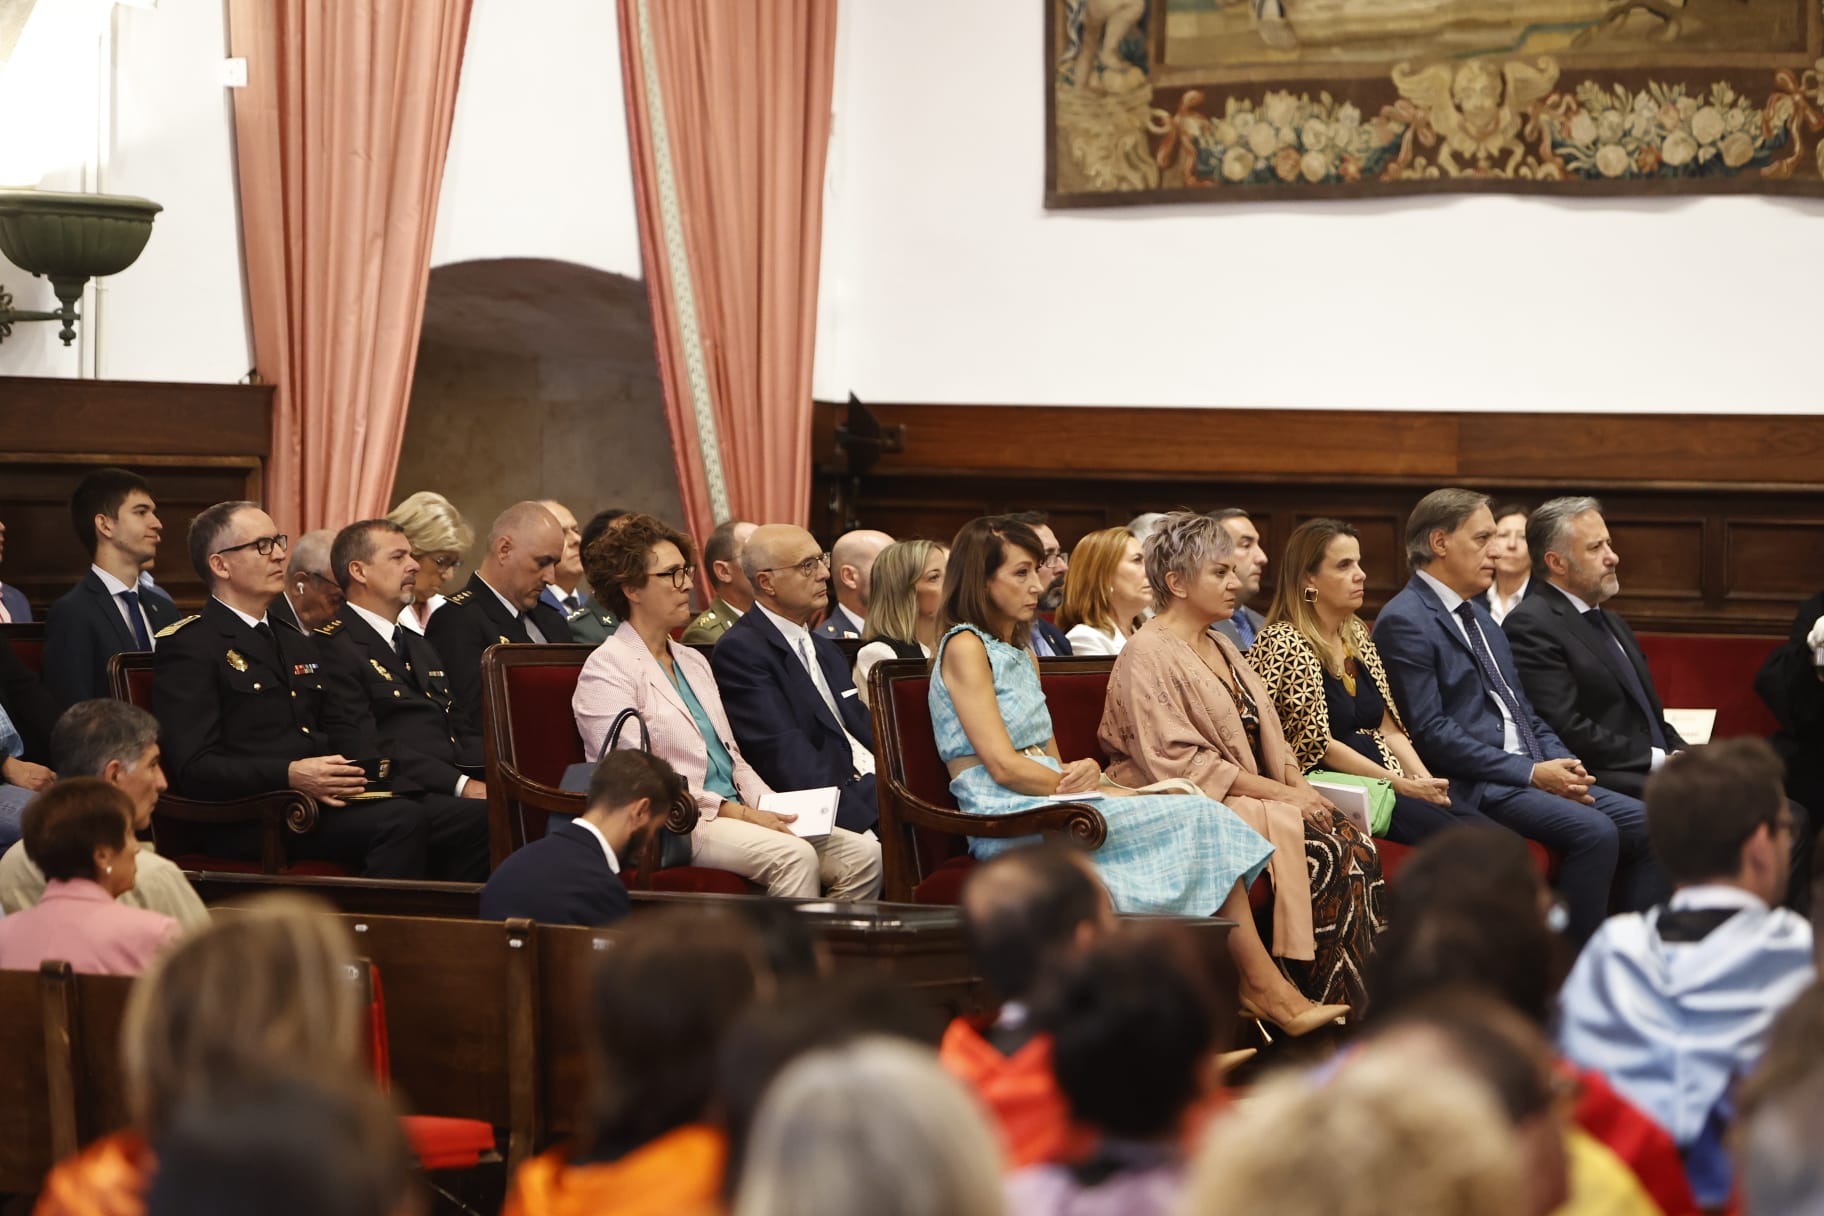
xmin=392 ymin=257 xmax=684 ymax=535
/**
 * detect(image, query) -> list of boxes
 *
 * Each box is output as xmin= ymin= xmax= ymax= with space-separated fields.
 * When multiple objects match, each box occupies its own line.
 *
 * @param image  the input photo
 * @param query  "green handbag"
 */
xmin=1305 ymin=769 xmax=1395 ymax=837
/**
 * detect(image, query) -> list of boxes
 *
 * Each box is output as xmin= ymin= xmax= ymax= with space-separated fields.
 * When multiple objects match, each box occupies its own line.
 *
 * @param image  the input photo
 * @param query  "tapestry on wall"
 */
xmin=1046 ymin=0 xmax=1824 ymax=202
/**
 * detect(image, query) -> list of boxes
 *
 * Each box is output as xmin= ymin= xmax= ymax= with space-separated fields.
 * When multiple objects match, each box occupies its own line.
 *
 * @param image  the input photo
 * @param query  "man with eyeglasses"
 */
xmin=712 ymin=525 xmax=888 ymax=839
xmin=270 ymin=529 xmax=343 ymax=634
xmin=1009 ymin=512 xmax=1073 ymax=657
xmin=151 ymin=501 xmax=434 ymax=877
xmin=1558 ymin=739 xmax=1816 ymax=1209
xmin=814 ymin=528 xmax=893 ymax=641
xmin=426 ymin=501 xmax=573 ymax=747
xmin=43 ymin=467 xmax=183 ymax=707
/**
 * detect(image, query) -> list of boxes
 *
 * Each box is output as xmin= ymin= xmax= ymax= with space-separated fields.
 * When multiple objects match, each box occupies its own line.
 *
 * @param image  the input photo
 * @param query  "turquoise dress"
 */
xmin=929 ymin=625 xmax=1272 ymax=915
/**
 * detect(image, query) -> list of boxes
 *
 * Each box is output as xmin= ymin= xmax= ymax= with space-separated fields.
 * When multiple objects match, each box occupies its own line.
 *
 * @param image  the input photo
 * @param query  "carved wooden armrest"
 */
xmin=881 ymin=778 xmax=1108 ymax=849
xmin=154 ymin=790 xmax=320 ymax=834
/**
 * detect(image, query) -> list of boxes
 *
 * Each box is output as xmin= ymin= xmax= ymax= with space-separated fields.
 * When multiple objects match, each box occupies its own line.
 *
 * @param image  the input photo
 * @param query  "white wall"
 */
xmin=812 ymin=0 xmax=1824 ymax=413
xmin=0 ymin=0 xmax=250 ymax=383
xmin=430 ymin=0 xmax=643 ymax=279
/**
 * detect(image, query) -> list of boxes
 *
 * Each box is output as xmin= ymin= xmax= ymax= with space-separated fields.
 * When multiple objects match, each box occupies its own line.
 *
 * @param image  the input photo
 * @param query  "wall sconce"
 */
xmin=0 ymin=189 xmax=161 ymax=346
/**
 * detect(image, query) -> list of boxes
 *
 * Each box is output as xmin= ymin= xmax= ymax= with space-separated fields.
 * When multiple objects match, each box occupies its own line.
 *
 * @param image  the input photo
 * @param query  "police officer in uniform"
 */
xmin=425 ymin=501 xmax=573 ymax=745
xmin=680 ymin=519 xmax=757 ymax=646
xmin=316 ymin=519 xmax=491 ymax=880
xmin=152 ymin=502 xmax=432 ymax=878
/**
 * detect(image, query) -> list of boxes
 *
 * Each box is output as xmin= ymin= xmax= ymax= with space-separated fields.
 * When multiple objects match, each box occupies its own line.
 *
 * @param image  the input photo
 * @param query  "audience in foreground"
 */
xmin=733 ymin=1037 xmax=1004 ymax=1216
xmin=572 ymin=514 xmax=881 ymax=899
xmin=1374 ymin=487 xmax=1663 ymax=942
xmin=0 ymin=699 xmax=206 ymax=928
xmin=144 ymin=1074 xmax=418 ymax=1216
xmin=480 ymin=749 xmax=683 ymax=926
xmin=712 ymin=524 xmax=881 ymax=834
xmin=929 ymin=517 xmax=1342 ymax=1031
xmin=502 ymin=910 xmax=768 ymax=1216
xmin=853 ymin=538 xmax=948 ymax=688
xmin=1558 ymin=738 xmax=1815 ymax=1206
xmin=1006 ymin=927 xmax=1225 ymax=1216
xmin=1099 ymin=511 xmax=1380 ymax=1009
xmin=36 ymin=895 xmax=363 ymax=1216
xmin=0 ymin=778 xmax=180 ymax=975
xmin=1250 ymin=518 xmax=1458 ymax=846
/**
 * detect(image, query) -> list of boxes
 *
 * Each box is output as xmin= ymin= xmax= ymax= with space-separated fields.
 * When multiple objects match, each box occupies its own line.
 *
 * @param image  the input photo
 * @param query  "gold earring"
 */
xmin=1302 ymin=586 xmax=1318 ymax=603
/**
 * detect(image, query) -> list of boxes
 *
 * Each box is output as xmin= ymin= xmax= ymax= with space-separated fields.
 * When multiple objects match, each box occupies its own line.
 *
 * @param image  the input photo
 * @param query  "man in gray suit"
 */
xmin=1211 ymin=507 xmax=1267 ymax=651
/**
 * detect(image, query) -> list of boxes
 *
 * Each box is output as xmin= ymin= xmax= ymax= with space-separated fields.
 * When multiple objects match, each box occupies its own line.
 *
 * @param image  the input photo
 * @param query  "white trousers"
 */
xmin=691 ymin=817 xmax=882 ymax=901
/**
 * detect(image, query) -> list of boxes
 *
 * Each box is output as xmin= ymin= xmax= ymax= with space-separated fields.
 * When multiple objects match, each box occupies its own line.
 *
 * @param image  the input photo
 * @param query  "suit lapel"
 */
xmin=754 ymin=611 xmax=846 ymax=738
xmin=206 ymin=599 xmax=288 ymax=687
xmin=84 ymin=572 xmax=137 ymax=653
xmin=1410 ymin=576 xmax=1476 ymax=660
xmin=621 ymin=630 xmax=691 ymax=721
xmin=342 ymin=607 xmax=417 ymax=689
xmin=471 ymin=575 xmax=530 ymax=643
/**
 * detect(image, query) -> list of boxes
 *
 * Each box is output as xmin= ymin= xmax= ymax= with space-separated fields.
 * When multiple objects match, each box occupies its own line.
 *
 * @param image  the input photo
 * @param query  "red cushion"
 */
xmin=501 ymin=664 xmax=588 ymax=789
xmin=1636 ymin=634 xmax=1781 ymax=740
xmin=402 ymin=1115 xmax=497 ymax=1170
xmin=912 ymin=855 xmax=976 ymax=904
xmin=1039 ymin=666 xmax=1115 ymax=766
xmin=888 ymin=674 xmax=972 ymax=875
xmin=1373 ymin=838 xmax=1556 ymax=885
xmin=629 ymin=866 xmax=755 ymax=895
xmin=125 ymin=665 xmax=156 ymax=710
xmin=10 ymin=639 xmax=43 ymax=675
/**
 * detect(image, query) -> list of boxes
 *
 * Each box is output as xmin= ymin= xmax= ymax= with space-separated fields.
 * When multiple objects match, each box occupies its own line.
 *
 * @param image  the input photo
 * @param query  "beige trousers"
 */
xmin=690 ymin=817 xmax=882 ymax=901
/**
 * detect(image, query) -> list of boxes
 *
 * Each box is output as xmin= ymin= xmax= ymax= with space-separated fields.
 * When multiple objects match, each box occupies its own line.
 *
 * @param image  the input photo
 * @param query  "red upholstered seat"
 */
xmin=1636 ymin=633 xmax=1781 ymax=740
xmin=0 ymin=624 xmax=45 ymax=675
xmin=886 ymin=669 xmax=975 ymax=896
xmin=498 ymin=662 xmax=590 ymax=847
xmin=360 ymin=963 xmax=499 ymax=1171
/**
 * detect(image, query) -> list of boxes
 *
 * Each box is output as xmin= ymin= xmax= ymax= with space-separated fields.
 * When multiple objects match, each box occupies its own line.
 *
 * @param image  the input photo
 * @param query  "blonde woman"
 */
xmin=386 ymin=490 xmax=474 ymax=634
xmin=1249 ymin=518 xmax=1457 ymax=846
xmin=853 ymin=540 xmax=948 ymax=688
xmin=36 ymin=895 xmax=367 ymax=1216
xmin=1056 ymin=527 xmax=1150 ymax=657
xmin=734 ymin=1038 xmax=1004 ymax=1216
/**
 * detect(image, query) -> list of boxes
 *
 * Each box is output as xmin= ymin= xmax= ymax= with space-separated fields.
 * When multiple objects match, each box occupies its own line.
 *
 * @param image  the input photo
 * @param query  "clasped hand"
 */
xmin=1530 ymin=757 xmax=1596 ymax=805
xmin=1053 ymin=758 xmax=1103 ymax=796
xmin=287 ymin=755 xmax=367 ymax=807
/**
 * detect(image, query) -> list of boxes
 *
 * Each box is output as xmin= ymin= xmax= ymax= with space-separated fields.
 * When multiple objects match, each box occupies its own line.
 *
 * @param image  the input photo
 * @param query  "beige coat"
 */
xmin=1099 ymin=621 xmax=1315 ymax=960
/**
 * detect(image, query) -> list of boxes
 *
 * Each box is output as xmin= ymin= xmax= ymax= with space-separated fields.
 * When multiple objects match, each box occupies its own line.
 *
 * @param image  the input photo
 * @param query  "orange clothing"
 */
xmin=502 ymin=1124 xmax=725 ymax=1216
xmin=939 ymin=1017 xmax=1091 ymax=1169
xmin=34 ymin=1132 xmax=153 ymax=1216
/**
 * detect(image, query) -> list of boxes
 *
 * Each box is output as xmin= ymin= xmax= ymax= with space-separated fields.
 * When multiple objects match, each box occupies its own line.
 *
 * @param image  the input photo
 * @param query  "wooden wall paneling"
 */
xmin=814 ymin=402 xmax=1824 ymax=635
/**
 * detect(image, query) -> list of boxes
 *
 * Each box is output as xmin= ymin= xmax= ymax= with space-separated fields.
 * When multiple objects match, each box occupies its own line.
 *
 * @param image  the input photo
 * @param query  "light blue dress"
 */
xmin=929 ymin=625 xmax=1272 ymax=915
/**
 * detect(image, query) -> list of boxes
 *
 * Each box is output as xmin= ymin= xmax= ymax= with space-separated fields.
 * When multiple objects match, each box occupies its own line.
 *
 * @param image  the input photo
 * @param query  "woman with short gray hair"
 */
xmin=1101 ymin=511 xmax=1382 ymax=1015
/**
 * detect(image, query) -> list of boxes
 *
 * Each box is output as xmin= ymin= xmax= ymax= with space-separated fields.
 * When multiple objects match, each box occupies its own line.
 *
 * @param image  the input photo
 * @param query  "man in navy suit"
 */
xmin=713 ymin=524 xmax=879 ymax=834
xmin=42 ymin=468 xmax=182 ymax=707
xmin=480 ymin=748 xmax=680 ymax=925
xmin=1375 ymin=488 xmax=1665 ymax=942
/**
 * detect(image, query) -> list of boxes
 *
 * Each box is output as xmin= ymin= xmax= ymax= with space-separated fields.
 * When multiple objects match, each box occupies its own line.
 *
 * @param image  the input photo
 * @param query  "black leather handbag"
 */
xmin=559 ymin=708 xmax=694 ymax=870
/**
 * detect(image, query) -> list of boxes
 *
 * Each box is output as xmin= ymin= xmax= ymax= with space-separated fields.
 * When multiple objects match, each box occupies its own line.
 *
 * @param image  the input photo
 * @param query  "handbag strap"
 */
xmin=598 ymin=707 xmax=651 ymax=760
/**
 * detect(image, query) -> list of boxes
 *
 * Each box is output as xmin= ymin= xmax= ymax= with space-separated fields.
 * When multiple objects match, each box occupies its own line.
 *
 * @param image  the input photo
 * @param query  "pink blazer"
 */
xmin=0 ymin=878 xmax=181 ymax=976
xmin=572 ymin=623 xmax=774 ymax=821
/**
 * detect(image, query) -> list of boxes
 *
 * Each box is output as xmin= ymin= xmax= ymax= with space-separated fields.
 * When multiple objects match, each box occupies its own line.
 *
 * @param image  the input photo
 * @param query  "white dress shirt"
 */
xmin=1487 ymin=574 xmax=1529 ymax=625
xmin=567 ymin=815 xmax=622 ymax=874
xmin=347 ymin=600 xmax=468 ymax=796
xmin=94 ymin=565 xmax=158 ymax=648
xmin=1064 ymin=622 xmax=1127 ymax=656
xmin=480 ymin=575 xmax=544 ymax=643
xmin=757 ymin=603 xmax=874 ymax=777
xmin=1418 ymin=570 xmax=1522 ymax=755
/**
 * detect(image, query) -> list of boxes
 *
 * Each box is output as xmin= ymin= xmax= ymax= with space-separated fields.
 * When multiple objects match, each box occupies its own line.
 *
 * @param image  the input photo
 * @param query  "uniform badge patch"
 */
xmin=370 ymin=658 xmax=394 ymax=681
xmin=226 ymin=649 xmax=248 ymax=672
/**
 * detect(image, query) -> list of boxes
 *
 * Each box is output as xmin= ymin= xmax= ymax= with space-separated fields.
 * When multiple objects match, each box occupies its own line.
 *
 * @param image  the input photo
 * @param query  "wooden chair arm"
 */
xmin=879 ymin=776 xmax=1109 ymax=849
xmin=492 ymin=762 xmax=586 ymax=819
xmin=154 ymin=790 xmax=320 ymax=834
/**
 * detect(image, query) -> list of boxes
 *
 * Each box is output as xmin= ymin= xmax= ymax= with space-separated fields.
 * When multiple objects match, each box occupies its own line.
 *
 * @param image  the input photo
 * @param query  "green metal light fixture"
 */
xmin=0 ymin=189 xmax=161 ymax=346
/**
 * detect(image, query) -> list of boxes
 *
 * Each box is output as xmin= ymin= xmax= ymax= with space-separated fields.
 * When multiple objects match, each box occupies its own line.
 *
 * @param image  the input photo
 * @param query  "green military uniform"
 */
xmin=681 ymin=596 xmax=743 ymax=646
xmin=563 ymin=593 xmax=619 ymax=646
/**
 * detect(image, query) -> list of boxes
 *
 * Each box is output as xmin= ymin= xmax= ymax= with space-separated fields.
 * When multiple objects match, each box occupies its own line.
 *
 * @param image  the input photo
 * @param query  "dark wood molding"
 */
xmin=0 ymin=376 xmax=274 ymax=613
xmin=813 ymin=401 xmax=1824 ymax=636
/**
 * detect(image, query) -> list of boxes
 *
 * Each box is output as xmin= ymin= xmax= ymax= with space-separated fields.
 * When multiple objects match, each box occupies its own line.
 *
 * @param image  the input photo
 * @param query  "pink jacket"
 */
xmin=0 ymin=878 xmax=180 ymax=976
xmin=572 ymin=623 xmax=774 ymax=821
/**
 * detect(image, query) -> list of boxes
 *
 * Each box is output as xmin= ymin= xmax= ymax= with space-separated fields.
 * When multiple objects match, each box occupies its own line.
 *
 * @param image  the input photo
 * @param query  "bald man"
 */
xmin=712 ymin=524 xmax=881 ymax=834
xmin=815 ymin=528 xmax=893 ymax=640
xmin=425 ymin=501 xmax=572 ymax=744
xmin=270 ymin=529 xmax=342 ymax=634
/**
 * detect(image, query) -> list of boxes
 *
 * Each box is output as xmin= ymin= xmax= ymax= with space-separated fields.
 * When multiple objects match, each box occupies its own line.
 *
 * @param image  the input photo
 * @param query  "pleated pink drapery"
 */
xmin=228 ymin=0 xmax=472 ymax=532
xmin=619 ymin=0 xmax=838 ymax=537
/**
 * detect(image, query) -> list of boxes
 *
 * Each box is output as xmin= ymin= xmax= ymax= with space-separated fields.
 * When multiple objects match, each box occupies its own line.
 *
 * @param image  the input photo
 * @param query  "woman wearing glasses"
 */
xmin=385 ymin=491 xmax=473 ymax=635
xmin=572 ymin=514 xmax=883 ymax=899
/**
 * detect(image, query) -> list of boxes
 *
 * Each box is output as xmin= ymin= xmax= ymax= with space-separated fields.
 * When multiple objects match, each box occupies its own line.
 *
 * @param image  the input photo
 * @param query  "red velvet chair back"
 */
xmin=884 ymin=669 xmax=969 ymax=885
xmin=499 ymin=665 xmax=588 ymax=838
xmin=481 ymin=644 xmax=593 ymax=861
xmin=1636 ymin=633 xmax=1782 ymax=739
xmin=107 ymin=651 xmax=156 ymax=710
xmin=0 ymin=624 xmax=45 ymax=676
xmin=1037 ymin=660 xmax=1116 ymax=766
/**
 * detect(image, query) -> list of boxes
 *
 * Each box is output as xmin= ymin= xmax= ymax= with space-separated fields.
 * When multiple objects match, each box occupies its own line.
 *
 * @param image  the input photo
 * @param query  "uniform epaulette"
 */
xmin=692 ymin=609 xmax=719 ymax=627
xmin=448 ymin=589 xmax=474 ymax=604
xmin=566 ymin=606 xmax=590 ymax=622
xmin=154 ymin=615 xmax=198 ymax=639
xmin=315 ymin=619 xmax=344 ymax=637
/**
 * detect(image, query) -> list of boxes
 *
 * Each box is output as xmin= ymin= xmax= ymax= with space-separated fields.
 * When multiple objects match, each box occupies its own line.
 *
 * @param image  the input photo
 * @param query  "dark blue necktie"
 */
xmin=1454 ymin=601 xmax=1544 ymax=761
xmin=119 ymin=590 xmax=152 ymax=650
xmin=391 ymin=624 xmax=410 ymax=666
xmin=1584 ymin=608 xmax=1667 ymax=750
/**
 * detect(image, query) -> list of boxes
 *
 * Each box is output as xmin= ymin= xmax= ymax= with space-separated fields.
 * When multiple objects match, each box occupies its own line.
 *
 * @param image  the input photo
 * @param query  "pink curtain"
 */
xmin=619 ymin=0 xmax=838 ymax=537
xmin=228 ymin=0 xmax=472 ymax=533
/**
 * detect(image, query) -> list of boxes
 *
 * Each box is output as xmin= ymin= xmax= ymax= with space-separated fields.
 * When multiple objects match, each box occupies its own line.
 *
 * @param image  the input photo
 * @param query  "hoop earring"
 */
xmin=1302 ymin=586 xmax=1318 ymax=604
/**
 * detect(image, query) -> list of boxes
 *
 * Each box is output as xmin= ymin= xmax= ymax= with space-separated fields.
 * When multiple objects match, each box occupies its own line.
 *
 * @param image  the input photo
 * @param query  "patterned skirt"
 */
xmin=1276 ymin=816 xmax=1385 ymax=1008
